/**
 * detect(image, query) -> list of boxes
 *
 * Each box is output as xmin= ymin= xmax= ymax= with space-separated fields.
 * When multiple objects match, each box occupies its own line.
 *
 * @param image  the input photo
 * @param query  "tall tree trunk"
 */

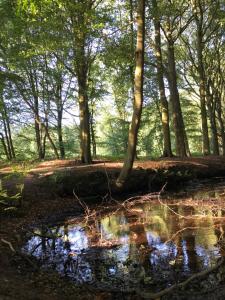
xmin=56 ymin=80 xmax=65 ymax=159
xmin=2 ymin=118 xmax=12 ymax=160
xmin=29 ymin=67 xmax=45 ymax=160
xmin=0 ymin=133 xmax=10 ymax=160
xmin=44 ymin=123 xmax=60 ymax=159
xmin=192 ymin=0 xmax=210 ymax=155
xmin=0 ymin=85 xmax=14 ymax=159
xmin=117 ymin=0 xmax=145 ymax=187
xmin=56 ymin=97 xmax=65 ymax=159
xmin=57 ymin=112 xmax=65 ymax=159
xmin=152 ymin=0 xmax=172 ymax=157
xmin=34 ymin=100 xmax=44 ymax=160
xmin=5 ymin=116 xmax=15 ymax=159
xmin=129 ymin=0 xmax=135 ymax=97
xmin=167 ymin=38 xmax=187 ymax=157
xmin=197 ymin=28 xmax=210 ymax=155
xmin=90 ymin=107 xmax=97 ymax=158
xmin=206 ymin=88 xmax=219 ymax=155
xmin=77 ymin=73 xmax=92 ymax=164
xmin=184 ymin=131 xmax=191 ymax=157
xmin=1 ymin=101 xmax=15 ymax=159
xmin=74 ymin=6 xmax=92 ymax=165
xmin=217 ymin=93 xmax=225 ymax=155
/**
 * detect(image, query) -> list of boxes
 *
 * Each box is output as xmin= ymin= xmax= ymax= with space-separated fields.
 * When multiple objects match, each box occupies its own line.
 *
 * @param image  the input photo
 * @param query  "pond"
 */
xmin=22 ymin=178 xmax=225 ymax=295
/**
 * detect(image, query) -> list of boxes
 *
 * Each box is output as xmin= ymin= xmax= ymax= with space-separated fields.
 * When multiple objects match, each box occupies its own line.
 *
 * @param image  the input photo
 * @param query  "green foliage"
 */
xmin=0 ymin=0 xmax=224 ymax=162
xmin=0 ymin=178 xmax=24 ymax=215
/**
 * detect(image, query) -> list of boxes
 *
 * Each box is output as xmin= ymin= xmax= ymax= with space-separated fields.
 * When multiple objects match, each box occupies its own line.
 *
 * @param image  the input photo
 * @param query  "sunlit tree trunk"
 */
xmin=217 ymin=93 xmax=225 ymax=155
xmin=57 ymin=109 xmax=65 ymax=159
xmin=0 ymin=132 xmax=10 ymax=160
xmin=192 ymin=0 xmax=210 ymax=155
xmin=206 ymin=86 xmax=219 ymax=155
xmin=2 ymin=118 xmax=12 ymax=159
xmin=75 ymin=11 xmax=92 ymax=164
xmin=117 ymin=0 xmax=145 ymax=187
xmin=77 ymin=73 xmax=92 ymax=164
xmin=56 ymin=82 xmax=65 ymax=159
xmin=0 ymin=85 xmax=15 ymax=159
xmin=167 ymin=35 xmax=187 ymax=157
xmin=152 ymin=0 xmax=172 ymax=157
xmin=29 ymin=68 xmax=45 ymax=160
xmin=44 ymin=122 xmax=60 ymax=159
xmin=3 ymin=105 xmax=15 ymax=159
xmin=34 ymin=105 xmax=44 ymax=159
xmin=215 ymin=46 xmax=225 ymax=155
xmin=129 ymin=0 xmax=135 ymax=97
xmin=90 ymin=106 xmax=97 ymax=158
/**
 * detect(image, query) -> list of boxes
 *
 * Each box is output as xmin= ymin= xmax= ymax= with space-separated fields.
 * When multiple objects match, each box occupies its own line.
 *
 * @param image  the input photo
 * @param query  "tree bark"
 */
xmin=198 ymin=66 xmax=210 ymax=155
xmin=2 ymin=103 xmax=15 ymax=159
xmin=57 ymin=112 xmax=65 ymax=159
xmin=152 ymin=0 xmax=172 ymax=157
xmin=167 ymin=36 xmax=187 ymax=157
xmin=117 ymin=0 xmax=145 ymax=187
xmin=0 ymin=85 xmax=15 ymax=160
xmin=73 ymin=4 xmax=92 ymax=165
xmin=193 ymin=1 xmax=210 ymax=155
xmin=29 ymin=67 xmax=45 ymax=160
xmin=34 ymin=101 xmax=45 ymax=160
xmin=78 ymin=74 xmax=92 ymax=164
xmin=56 ymin=82 xmax=65 ymax=159
xmin=0 ymin=133 xmax=10 ymax=160
xmin=217 ymin=92 xmax=225 ymax=155
xmin=90 ymin=106 xmax=97 ymax=158
xmin=44 ymin=122 xmax=60 ymax=159
xmin=206 ymin=85 xmax=219 ymax=155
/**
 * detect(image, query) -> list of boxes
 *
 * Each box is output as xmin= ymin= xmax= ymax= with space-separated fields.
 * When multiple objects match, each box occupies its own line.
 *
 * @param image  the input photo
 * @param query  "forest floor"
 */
xmin=1 ymin=156 xmax=225 ymax=300
xmin=1 ymin=155 xmax=225 ymax=175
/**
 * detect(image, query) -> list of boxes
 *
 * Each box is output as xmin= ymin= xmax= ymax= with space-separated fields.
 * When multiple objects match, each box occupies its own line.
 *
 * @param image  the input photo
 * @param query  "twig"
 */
xmin=73 ymin=189 xmax=90 ymax=215
xmin=137 ymin=258 xmax=225 ymax=299
xmin=1 ymin=238 xmax=16 ymax=252
xmin=103 ymin=162 xmax=113 ymax=201
xmin=1 ymin=238 xmax=38 ymax=271
xmin=164 ymin=224 xmax=221 ymax=245
xmin=156 ymin=184 xmax=220 ymax=220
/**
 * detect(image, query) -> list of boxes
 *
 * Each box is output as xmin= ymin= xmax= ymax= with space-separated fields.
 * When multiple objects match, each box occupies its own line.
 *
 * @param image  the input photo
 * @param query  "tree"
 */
xmin=152 ymin=0 xmax=173 ymax=157
xmin=117 ymin=0 xmax=145 ymax=187
xmin=160 ymin=0 xmax=192 ymax=157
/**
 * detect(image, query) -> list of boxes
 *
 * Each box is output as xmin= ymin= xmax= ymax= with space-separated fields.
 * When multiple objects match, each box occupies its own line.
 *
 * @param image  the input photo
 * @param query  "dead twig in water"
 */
xmin=72 ymin=189 xmax=97 ymax=226
xmin=1 ymin=238 xmax=38 ymax=271
xmin=1 ymin=238 xmax=16 ymax=252
xmin=137 ymin=258 xmax=225 ymax=299
xmin=103 ymin=162 xmax=113 ymax=202
xmin=164 ymin=224 xmax=222 ymax=245
xmin=156 ymin=183 xmax=225 ymax=220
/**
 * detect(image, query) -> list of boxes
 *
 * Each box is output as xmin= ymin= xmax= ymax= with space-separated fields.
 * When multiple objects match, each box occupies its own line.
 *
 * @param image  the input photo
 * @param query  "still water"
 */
xmin=23 ymin=179 xmax=225 ymax=292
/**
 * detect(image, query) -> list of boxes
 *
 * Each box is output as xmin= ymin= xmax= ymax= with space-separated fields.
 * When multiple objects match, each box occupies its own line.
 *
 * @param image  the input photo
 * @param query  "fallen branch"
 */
xmin=1 ymin=238 xmax=16 ymax=252
xmin=137 ymin=258 xmax=225 ymax=299
xmin=1 ymin=238 xmax=39 ymax=271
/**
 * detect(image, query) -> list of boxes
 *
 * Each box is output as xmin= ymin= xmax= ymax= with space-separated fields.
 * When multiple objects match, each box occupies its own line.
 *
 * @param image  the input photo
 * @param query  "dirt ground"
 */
xmin=1 ymin=155 xmax=225 ymax=175
xmin=1 ymin=156 xmax=225 ymax=300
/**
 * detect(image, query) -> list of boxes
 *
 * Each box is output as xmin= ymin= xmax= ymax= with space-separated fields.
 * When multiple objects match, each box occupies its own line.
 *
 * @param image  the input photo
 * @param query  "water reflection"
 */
xmin=23 ymin=180 xmax=225 ymax=292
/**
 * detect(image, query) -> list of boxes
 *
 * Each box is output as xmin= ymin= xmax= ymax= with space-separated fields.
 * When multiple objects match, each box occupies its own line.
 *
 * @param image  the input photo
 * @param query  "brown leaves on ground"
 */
xmin=1 ymin=155 xmax=225 ymax=176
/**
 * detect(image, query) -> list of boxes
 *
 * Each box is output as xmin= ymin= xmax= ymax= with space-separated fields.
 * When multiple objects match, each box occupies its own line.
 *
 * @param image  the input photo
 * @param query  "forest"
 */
xmin=1 ymin=0 xmax=225 ymax=300
xmin=0 ymin=0 xmax=224 ymax=165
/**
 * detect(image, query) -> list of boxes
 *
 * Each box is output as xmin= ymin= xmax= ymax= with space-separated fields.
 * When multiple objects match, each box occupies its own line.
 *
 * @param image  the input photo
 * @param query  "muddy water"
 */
xmin=23 ymin=179 xmax=225 ymax=293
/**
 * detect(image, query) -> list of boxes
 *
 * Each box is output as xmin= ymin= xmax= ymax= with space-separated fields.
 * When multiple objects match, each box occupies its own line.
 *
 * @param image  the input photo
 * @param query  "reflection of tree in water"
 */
xmin=23 ymin=194 xmax=225 ymax=292
xmin=128 ymin=214 xmax=148 ymax=283
xmin=179 ymin=206 xmax=199 ymax=272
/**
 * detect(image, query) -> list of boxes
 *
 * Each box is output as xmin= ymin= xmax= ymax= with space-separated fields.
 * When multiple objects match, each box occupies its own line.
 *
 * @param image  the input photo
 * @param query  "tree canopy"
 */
xmin=0 ymin=0 xmax=224 ymax=165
